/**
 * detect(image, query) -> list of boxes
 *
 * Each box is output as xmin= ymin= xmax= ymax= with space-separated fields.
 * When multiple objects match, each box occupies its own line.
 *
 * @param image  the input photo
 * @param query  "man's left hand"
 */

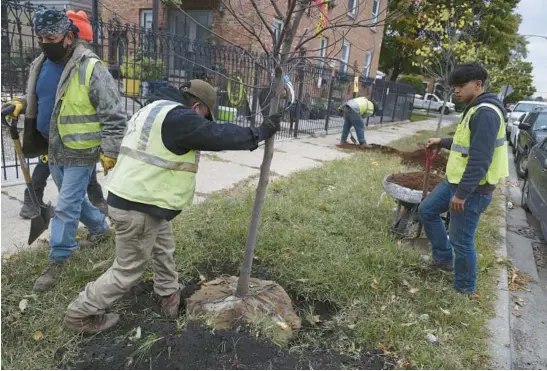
xmin=100 ymin=154 xmax=117 ymax=175
xmin=450 ymin=195 xmax=465 ymax=213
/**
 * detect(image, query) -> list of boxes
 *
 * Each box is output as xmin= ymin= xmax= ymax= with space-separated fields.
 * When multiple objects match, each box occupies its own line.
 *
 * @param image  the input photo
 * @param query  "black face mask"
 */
xmin=39 ymin=38 xmax=68 ymax=62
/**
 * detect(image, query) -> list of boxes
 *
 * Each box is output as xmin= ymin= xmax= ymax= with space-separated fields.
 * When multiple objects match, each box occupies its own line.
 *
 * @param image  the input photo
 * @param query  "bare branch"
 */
xmin=269 ymin=0 xmax=284 ymax=19
xmin=250 ymin=0 xmax=276 ymax=43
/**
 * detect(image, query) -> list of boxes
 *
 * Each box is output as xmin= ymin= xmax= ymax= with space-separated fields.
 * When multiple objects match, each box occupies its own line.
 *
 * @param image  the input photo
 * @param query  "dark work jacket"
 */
xmin=439 ymin=92 xmax=506 ymax=199
xmin=108 ymin=86 xmax=265 ymax=220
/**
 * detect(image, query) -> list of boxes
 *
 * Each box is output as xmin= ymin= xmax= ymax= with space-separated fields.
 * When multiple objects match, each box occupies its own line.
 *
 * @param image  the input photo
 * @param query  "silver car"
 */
xmin=522 ymin=138 xmax=547 ymax=239
xmin=508 ymin=101 xmax=547 ymax=149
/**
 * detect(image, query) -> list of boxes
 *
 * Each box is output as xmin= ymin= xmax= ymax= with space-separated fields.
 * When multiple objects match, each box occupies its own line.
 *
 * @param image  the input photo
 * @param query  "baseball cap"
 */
xmin=181 ymin=79 xmax=217 ymax=121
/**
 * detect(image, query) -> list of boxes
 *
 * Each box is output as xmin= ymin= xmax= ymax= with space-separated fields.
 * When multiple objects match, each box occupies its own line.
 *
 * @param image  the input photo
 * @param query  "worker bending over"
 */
xmin=339 ymin=96 xmax=375 ymax=147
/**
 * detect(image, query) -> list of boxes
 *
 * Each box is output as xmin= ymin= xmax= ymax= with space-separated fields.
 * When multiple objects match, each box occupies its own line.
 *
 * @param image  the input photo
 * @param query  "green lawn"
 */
xmin=410 ymin=112 xmax=431 ymax=122
xmin=1 ymin=125 xmax=501 ymax=369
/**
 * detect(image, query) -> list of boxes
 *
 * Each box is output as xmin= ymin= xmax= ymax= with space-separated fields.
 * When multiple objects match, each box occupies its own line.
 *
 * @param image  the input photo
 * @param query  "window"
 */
xmin=273 ymin=19 xmax=283 ymax=43
xmin=318 ymin=37 xmax=328 ymax=75
xmin=140 ymin=9 xmax=153 ymax=30
xmin=347 ymin=0 xmax=357 ymax=17
xmin=340 ymin=40 xmax=350 ymax=74
xmin=533 ymin=113 xmax=547 ymax=131
xmin=371 ymin=0 xmax=380 ymax=25
xmin=363 ymin=51 xmax=373 ymax=78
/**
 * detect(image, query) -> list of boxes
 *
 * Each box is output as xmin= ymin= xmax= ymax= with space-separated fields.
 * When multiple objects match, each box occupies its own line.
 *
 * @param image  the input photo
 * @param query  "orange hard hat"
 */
xmin=67 ymin=10 xmax=93 ymax=42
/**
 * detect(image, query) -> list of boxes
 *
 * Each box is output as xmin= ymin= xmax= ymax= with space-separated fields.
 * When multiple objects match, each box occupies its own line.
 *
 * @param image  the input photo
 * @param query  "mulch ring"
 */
xmin=388 ymin=171 xmax=444 ymax=192
xmin=336 ymin=143 xmax=448 ymax=171
xmin=66 ymin=261 xmax=396 ymax=370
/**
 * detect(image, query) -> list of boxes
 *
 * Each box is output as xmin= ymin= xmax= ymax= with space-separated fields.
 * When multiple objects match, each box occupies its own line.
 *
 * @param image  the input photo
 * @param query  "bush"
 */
xmin=120 ymin=55 xmax=165 ymax=81
xmin=397 ymin=74 xmax=424 ymax=94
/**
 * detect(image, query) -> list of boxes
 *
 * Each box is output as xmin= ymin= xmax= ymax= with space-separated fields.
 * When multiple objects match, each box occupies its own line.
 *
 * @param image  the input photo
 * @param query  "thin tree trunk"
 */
xmin=435 ymin=89 xmax=450 ymax=136
xmin=235 ymin=1 xmax=306 ymax=297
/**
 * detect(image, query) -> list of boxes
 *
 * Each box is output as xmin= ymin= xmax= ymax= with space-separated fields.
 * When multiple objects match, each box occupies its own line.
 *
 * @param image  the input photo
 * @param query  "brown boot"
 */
xmin=63 ymin=312 xmax=120 ymax=333
xmin=33 ymin=261 xmax=66 ymax=292
xmin=359 ymin=142 xmax=371 ymax=148
xmin=160 ymin=288 xmax=181 ymax=318
xmin=79 ymin=231 xmax=109 ymax=249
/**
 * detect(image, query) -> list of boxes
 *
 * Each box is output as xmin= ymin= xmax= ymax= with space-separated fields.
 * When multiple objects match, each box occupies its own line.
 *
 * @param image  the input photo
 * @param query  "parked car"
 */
xmin=515 ymin=107 xmax=547 ymax=178
xmin=521 ymin=138 xmax=547 ymax=240
xmin=507 ymin=100 xmax=547 ymax=146
xmin=413 ymin=93 xmax=455 ymax=114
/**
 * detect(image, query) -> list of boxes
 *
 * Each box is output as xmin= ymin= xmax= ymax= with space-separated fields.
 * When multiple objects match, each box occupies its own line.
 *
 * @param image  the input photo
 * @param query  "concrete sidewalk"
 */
xmin=1 ymin=119 xmax=447 ymax=255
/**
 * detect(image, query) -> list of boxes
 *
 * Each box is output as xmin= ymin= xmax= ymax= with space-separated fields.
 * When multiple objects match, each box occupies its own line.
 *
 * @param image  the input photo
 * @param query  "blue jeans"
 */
xmin=418 ymin=180 xmax=493 ymax=293
xmin=49 ymin=165 xmax=109 ymax=262
xmin=341 ymin=107 xmax=365 ymax=144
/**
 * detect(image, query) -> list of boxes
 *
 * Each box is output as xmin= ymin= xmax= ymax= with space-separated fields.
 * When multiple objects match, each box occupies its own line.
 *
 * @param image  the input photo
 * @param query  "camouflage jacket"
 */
xmin=21 ymin=42 xmax=126 ymax=166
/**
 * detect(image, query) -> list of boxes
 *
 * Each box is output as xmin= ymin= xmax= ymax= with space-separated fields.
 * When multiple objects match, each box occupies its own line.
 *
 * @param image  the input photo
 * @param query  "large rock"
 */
xmin=186 ymin=276 xmax=301 ymax=343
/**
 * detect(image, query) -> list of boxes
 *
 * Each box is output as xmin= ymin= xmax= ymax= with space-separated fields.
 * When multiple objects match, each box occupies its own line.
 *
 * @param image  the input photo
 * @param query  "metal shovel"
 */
xmin=2 ymin=106 xmax=53 ymax=245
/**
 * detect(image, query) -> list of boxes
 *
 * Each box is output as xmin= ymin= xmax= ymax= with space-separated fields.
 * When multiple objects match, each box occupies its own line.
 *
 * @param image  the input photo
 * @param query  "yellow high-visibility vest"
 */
xmin=57 ymin=57 xmax=102 ymax=149
xmin=106 ymin=100 xmax=198 ymax=210
xmin=446 ymin=103 xmax=509 ymax=185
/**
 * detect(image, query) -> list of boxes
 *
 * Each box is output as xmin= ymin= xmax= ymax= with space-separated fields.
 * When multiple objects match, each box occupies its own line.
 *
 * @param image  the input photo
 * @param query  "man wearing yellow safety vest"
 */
xmin=339 ymin=96 xmax=375 ymax=147
xmin=63 ymin=81 xmax=281 ymax=333
xmin=4 ymin=7 xmax=126 ymax=292
xmin=420 ymin=62 xmax=508 ymax=294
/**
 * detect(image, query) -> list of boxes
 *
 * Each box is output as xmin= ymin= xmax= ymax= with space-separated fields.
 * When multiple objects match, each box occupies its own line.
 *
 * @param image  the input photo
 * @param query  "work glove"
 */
xmin=2 ymin=99 xmax=24 ymax=119
xmin=259 ymin=112 xmax=282 ymax=140
xmin=100 ymin=154 xmax=117 ymax=175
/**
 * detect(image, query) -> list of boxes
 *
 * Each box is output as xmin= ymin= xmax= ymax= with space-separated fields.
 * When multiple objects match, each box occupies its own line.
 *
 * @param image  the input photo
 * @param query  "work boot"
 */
xmin=359 ymin=142 xmax=371 ymax=148
xmin=63 ymin=312 xmax=121 ymax=333
xmin=79 ymin=231 xmax=109 ymax=249
xmin=420 ymin=255 xmax=454 ymax=272
xmin=33 ymin=261 xmax=66 ymax=292
xmin=160 ymin=288 xmax=181 ymax=318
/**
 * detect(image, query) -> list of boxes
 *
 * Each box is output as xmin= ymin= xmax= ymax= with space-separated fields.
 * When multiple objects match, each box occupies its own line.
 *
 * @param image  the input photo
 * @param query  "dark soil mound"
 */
xmin=336 ymin=143 xmax=401 ymax=155
xmin=335 ymin=143 xmax=448 ymax=172
xmin=67 ymin=262 xmax=395 ymax=370
xmin=73 ymin=320 xmax=392 ymax=370
xmin=399 ymin=150 xmax=447 ymax=171
xmin=388 ymin=171 xmax=444 ymax=192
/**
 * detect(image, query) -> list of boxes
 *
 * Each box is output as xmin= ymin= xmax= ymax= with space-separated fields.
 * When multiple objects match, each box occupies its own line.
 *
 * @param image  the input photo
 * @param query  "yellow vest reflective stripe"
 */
xmin=106 ymin=100 xmax=198 ymax=211
xmin=57 ymin=57 xmax=102 ymax=149
xmin=446 ymin=103 xmax=509 ymax=185
xmin=347 ymin=97 xmax=375 ymax=117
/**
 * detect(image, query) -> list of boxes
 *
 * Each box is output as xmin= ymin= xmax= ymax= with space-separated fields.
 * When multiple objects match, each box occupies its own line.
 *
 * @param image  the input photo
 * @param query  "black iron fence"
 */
xmin=1 ymin=0 xmax=415 ymax=182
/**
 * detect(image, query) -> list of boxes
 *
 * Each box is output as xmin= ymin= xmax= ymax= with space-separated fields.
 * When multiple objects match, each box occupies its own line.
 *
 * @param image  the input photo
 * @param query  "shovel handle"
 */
xmin=13 ymin=137 xmax=33 ymax=184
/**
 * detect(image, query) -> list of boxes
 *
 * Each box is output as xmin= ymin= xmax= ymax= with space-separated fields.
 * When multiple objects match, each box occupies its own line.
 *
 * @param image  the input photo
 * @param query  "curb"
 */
xmin=487 ymin=182 xmax=512 ymax=370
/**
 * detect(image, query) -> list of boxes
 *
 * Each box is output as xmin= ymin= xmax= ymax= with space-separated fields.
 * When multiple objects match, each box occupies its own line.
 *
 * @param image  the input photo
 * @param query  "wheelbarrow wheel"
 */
xmin=393 ymin=206 xmax=420 ymax=238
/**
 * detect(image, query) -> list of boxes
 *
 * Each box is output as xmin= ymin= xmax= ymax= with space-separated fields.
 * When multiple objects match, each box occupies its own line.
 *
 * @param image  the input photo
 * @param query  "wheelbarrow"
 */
xmin=1 ymin=105 xmax=53 ymax=245
xmin=382 ymin=147 xmax=450 ymax=239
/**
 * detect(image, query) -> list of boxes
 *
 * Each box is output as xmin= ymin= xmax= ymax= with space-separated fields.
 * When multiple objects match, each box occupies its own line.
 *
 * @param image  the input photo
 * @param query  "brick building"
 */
xmin=98 ymin=0 xmax=386 ymax=81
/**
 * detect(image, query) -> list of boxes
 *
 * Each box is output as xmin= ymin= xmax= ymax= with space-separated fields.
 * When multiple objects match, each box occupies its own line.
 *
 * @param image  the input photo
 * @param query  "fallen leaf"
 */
xmin=348 ymin=324 xmax=356 ymax=329
xmin=145 ymin=272 xmax=154 ymax=281
xmin=434 ymin=319 xmax=440 ymax=326
xmin=276 ymin=320 xmax=290 ymax=330
xmin=515 ymin=297 xmax=525 ymax=307
xmin=129 ymin=326 xmax=141 ymax=341
xmin=419 ymin=314 xmax=430 ymax=321
xmin=92 ymin=260 xmax=111 ymax=270
xmin=33 ymin=331 xmax=43 ymax=341
xmin=371 ymin=278 xmax=379 ymax=290
xmin=378 ymin=343 xmax=391 ymax=354
xmin=402 ymin=321 xmax=417 ymax=327
xmin=440 ymin=308 xmax=450 ymax=315
xmin=3 ymin=254 xmax=12 ymax=261
xmin=461 ymin=322 xmax=469 ymax=327
xmin=512 ymin=309 xmax=521 ymax=318
xmin=371 ymin=161 xmax=379 ymax=167
xmin=380 ymin=305 xmax=386 ymax=312
xmin=19 ymin=299 xmax=29 ymax=312
xmin=198 ymin=273 xmax=206 ymax=283
xmin=402 ymin=279 xmax=411 ymax=287
xmin=296 ymin=278 xmax=309 ymax=283
xmin=409 ymin=288 xmax=419 ymax=294
xmin=425 ymin=333 xmax=437 ymax=343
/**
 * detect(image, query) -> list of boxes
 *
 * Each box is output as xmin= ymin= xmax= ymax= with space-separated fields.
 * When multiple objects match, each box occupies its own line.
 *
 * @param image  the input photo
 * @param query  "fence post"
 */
xmin=379 ymin=83 xmax=388 ymax=125
xmin=391 ymin=89 xmax=399 ymax=122
xmin=250 ymin=60 xmax=261 ymax=127
xmin=324 ymin=67 xmax=336 ymax=133
xmin=294 ymin=48 xmax=306 ymax=138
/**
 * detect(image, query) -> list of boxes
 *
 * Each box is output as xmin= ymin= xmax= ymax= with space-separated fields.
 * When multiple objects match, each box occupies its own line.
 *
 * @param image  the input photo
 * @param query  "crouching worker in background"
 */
xmin=338 ymin=96 xmax=375 ymax=147
xmin=63 ymin=80 xmax=282 ymax=333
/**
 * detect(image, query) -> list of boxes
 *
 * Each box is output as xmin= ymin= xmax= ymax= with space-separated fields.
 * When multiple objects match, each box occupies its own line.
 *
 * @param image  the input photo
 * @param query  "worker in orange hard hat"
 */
xmin=67 ymin=10 xmax=93 ymax=42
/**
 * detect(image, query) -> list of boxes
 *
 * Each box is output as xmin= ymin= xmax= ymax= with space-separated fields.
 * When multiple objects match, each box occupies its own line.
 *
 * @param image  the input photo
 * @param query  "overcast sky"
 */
xmin=517 ymin=0 xmax=547 ymax=98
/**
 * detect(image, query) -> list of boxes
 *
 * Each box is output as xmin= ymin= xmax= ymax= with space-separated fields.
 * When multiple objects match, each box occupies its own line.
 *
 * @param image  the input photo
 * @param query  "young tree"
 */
xmin=203 ymin=0 xmax=415 ymax=297
xmin=414 ymin=2 xmax=480 ymax=135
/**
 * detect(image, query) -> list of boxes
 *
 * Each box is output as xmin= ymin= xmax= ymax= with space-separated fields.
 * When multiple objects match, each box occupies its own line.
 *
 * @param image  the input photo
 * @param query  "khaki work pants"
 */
xmin=67 ymin=206 xmax=179 ymax=317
